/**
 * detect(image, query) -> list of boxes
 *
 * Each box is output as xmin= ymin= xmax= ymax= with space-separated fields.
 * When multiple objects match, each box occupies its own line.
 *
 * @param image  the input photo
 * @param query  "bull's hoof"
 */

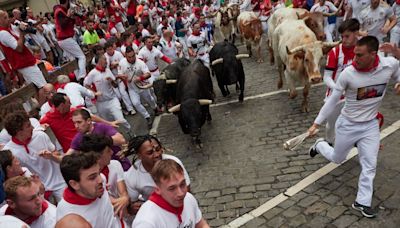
xmin=196 ymin=143 xmax=203 ymax=149
xmin=257 ymin=59 xmax=264 ymax=63
xmin=270 ymin=60 xmax=275 ymax=66
xmin=239 ymin=94 xmax=244 ymax=102
xmin=289 ymin=91 xmax=297 ymax=99
xmin=302 ymin=105 xmax=310 ymax=113
xmin=277 ymin=81 xmax=283 ymax=89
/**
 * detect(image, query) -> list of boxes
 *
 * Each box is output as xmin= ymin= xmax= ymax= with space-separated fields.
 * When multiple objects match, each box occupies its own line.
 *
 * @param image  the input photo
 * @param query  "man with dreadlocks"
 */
xmin=123 ymin=135 xmax=191 ymax=216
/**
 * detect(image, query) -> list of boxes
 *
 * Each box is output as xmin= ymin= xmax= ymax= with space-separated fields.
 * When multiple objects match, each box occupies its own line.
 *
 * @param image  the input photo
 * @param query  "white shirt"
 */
xmin=57 ymin=82 xmax=95 ymax=108
xmin=141 ymin=28 xmax=151 ymax=38
xmin=316 ymin=56 xmax=400 ymax=124
xmin=132 ymin=192 xmax=202 ymax=228
xmin=137 ymin=46 xmax=164 ymax=71
xmin=157 ymin=37 xmax=178 ymax=60
xmin=157 ymin=23 xmax=174 ymax=37
xmin=310 ymin=1 xmax=338 ymax=25
xmin=240 ymin=0 xmax=253 ymax=12
xmin=0 ymin=215 xmax=30 ymax=228
xmin=105 ymin=51 xmax=124 ymax=75
xmin=56 ymin=176 xmax=123 ymax=228
xmin=124 ymin=154 xmax=191 ymax=202
xmin=120 ymin=43 xmax=139 ymax=55
xmin=84 ymin=68 xmax=116 ymax=102
xmin=0 ymin=201 xmax=57 ymax=228
xmin=0 ymin=49 xmax=4 ymax=61
xmin=0 ymin=118 xmax=42 ymax=144
xmin=348 ymin=0 xmax=371 ymax=18
xmin=39 ymin=102 xmax=52 ymax=118
xmin=358 ymin=5 xmax=394 ymax=42
xmin=0 ymin=29 xmax=19 ymax=50
xmin=3 ymin=131 xmax=66 ymax=192
xmin=187 ymin=33 xmax=208 ymax=56
xmin=118 ymin=57 xmax=150 ymax=93
xmin=106 ymin=160 xmax=125 ymax=198
xmin=203 ymin=5 xmax=215 ymax=24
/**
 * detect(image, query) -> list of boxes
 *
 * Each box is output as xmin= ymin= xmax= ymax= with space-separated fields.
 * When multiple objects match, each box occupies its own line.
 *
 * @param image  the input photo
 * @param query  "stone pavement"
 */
xmin=124 ymin=39 xmax=400 ymax=227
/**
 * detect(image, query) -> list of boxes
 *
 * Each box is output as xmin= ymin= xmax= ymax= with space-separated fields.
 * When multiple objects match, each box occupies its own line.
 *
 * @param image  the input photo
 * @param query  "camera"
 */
xmin=14 ymin=21 xmax=37 ymax=34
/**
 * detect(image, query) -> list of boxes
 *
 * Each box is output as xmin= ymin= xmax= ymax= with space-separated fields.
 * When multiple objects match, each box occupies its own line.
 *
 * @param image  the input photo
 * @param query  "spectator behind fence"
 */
xmin=54 ymin=0 xmax=86 ymax=81
xmin=0 ymin=10 xmax=47 ymax=104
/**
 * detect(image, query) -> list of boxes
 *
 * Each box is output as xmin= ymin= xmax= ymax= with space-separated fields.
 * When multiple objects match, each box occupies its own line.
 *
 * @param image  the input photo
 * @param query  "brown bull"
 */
xmin=237 ymin=11 xmax=263 ymax=63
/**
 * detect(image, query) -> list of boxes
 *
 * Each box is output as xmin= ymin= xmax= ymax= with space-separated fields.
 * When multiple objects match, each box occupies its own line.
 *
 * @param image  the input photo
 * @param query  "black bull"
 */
xmin=168 ymin=59 xmax=214 ymax=145
xmin=153 ymin=58 xmax=191 ymax=109
xmin=209 ymin=41 xmax=248 ymax=102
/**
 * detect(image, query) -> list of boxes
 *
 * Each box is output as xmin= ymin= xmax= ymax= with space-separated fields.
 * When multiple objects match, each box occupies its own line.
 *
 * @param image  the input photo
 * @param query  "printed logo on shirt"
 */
xmin=180 ymin=220 xmax=194 ymax=228
xmin=356 ymin=83 xmax=387 ymax=100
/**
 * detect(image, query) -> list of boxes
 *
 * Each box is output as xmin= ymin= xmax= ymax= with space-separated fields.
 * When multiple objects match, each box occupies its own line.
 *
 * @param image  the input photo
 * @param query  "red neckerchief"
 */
xmin=96 ymin=65 xmax=106 ymax=72
xmin=11 ymin=137 xmax=31 ymax=154
xmin=149 ymin=192 xmax=184 ymax=223
xmin=352 ymin=55 xmax=379 ymax=72
xmin=5 ymin=200 xmax=48 ymax=225
xmin=342 ymin=45 xmax=355 ymax=64
xmin=58 ymin=83 xmax=68 ymax=89
xmin=63 ymin=187 xmax=97 ymax=205
xmin=101 ymin=166 xmax=109 ymax=183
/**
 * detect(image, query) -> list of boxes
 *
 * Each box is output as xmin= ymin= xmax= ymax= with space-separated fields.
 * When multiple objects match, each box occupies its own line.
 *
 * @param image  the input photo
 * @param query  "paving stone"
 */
xmin=244 ymin=199 xmax=259 ymax=208
xmin=235 ymin=193 xmax=254 ymax=200
xmin=267 ymin=216 xmax=286 ymax=227
xmin=215 ymin=195 xmax=234 ymax=204
xmin=282 ymin=166 xmax=305 ymax=174
xmin=219 ymin=210 xmax=236 ymax=218
xmin=290 ymin=191 xmax=308 ymax=202
xmin=332 ymin=215 xmax=359 ymax=228
xmin=222 ymin=188 xmax=237 ymax=195
xmin=277 ymin=173 xmax=302 ymax=182
xmin=256 ymin=184 xmax=271 ymax=191
xmin=243 ymin=217 xmax=266 ymax=228
xmin=271 ymin=182 xmax=291 ymax=189
xmin=304 ymin=202 xmax=330 ymax=215
xmin=327 ymin=206 xmax=348 ymax=219
xmin=278 ymin=199 xmax=296 ymax=209
xmin=288 ymin=214 xmax=307 ymax=227
xmin=282 ymin=206 xmax=302 ymax=218
xmin=203 ymin=212 xmax=217 ymax=220
xmin=325 ymin=181 xmax=343 ymax=191
xmin=239 ymin=185 xmax=256 ymax=193
xmin=306 ymin=216 xmax=333 ymax=227
xmin=262 ymin=207 xmax=284 ymax=220
xmin=225 ymin=201 xmax=243 ymax=209
xmin=323 ymin=194 xmax=341 ymax=205
xmin=298 ymin=195 xmax=320 ymax=207
xmin=205 ymin=190 xmax=221 ymax=198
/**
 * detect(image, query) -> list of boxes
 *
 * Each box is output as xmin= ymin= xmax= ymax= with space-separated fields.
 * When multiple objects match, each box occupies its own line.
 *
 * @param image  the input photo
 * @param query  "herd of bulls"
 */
xmin=139 ymin=7 xmax=343 ymax=146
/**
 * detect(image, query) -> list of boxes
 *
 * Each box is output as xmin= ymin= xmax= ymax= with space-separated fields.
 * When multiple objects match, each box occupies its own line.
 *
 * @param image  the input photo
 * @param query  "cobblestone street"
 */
xmin=131 ymin=41 xmax=400 ymax=227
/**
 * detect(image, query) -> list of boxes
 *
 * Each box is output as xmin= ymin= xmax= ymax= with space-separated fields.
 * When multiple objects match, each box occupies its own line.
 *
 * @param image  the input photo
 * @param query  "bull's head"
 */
xmin=243 ymin=19 xmax=263 ymax=42
xmin=169 ymin=99 xmax=212 ymax=140
xmin=298 ymin=12 xmax=326 ymax=41
xmin=286 ymin=41 xmax=340 ymax=84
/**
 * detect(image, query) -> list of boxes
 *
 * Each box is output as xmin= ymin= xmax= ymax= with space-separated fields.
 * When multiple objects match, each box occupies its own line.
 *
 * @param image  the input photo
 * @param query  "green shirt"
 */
xmin=83 ymin=30 xmax=100 ymax=45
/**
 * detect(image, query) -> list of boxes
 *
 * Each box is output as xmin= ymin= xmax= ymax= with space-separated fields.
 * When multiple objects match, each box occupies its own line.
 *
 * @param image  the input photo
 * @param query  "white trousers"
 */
xmin=324 ymin=25 xmax=334 ymax=42
xmin=316 ymin=115 xmax=380 ymax=206
xmin=17 ymin=65 xmax=47 ymax=88
xmin=113 ymin=81 xmax=134 ymax=112
xmin=128 ymin=89 xmax=156 ymax=119
xmin=197 ymin=53 xmax=210 ymax=68
xmin=95 ymin=97 xmax=131 ymax=131
xmin=58 ymin=37 xmax=86 ymax=80
xmin=325 ymin=99 xmax=345 ymax=144
xmin=177 ymin=36 xmax=189 ymax=59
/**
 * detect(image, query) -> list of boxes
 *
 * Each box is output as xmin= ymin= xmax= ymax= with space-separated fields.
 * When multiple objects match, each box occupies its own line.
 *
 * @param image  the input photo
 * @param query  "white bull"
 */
xmin=272 ymin=19 xmax=339 ymax=112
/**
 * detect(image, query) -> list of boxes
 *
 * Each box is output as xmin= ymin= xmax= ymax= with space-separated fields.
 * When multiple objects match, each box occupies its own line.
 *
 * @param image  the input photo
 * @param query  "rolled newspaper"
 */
xmin=283 ymin=129 xmax=319 ymax=151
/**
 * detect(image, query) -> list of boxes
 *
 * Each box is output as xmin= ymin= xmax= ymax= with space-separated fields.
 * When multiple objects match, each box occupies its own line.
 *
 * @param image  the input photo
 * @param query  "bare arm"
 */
xmin=112 ymin=181 xmax=130 ymax=218
xmin=91 ymin=114 xmax=121 ymax=128
xmin=195 ymin=219 xmax=210 ymax=228
xmin=15 ymin=31 xmax=26 ymax=53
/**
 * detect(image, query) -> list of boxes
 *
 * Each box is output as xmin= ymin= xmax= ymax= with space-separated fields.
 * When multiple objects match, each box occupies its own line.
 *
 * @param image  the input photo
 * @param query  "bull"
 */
xmin=135 ymin=58 xmax=191 ymax=112
xmin=213 ymin=7 xmax=236 ymax=44
xmin=168 ymin=59 xmax=214 ymax=146
xmin=272 ymin=19 xmax=339 ymax=112
xmin=209 ymin=41 xmax=249 ymax=102
xmin=237 ymin=11 xmax=264 ymax=63
xmin=267 ymin=7 xmax=342 ymax=65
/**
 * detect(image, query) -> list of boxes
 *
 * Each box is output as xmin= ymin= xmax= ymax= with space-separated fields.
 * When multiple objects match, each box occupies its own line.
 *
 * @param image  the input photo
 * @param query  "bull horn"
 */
xmin=322 ymin=41 xmax=341 ymax=48
xmin=198 ymin=99 xmax=213 ymax=105
xmin=158 ymin=73 xmax=166 ymax=80
xmin=168 ymin=104 xmax=181 ymax=113
xmin=166 ymin=79 xmax=177 ymax=84
xmin=236 ymin=54 xmax=250 ymax=59
xmin=211 ymin=58 xmax=224 ymax=65
xmin=286 ymin=45 xmax=305 ymax=55
xmin=135 ymin=82 xmax=153 ymax=89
